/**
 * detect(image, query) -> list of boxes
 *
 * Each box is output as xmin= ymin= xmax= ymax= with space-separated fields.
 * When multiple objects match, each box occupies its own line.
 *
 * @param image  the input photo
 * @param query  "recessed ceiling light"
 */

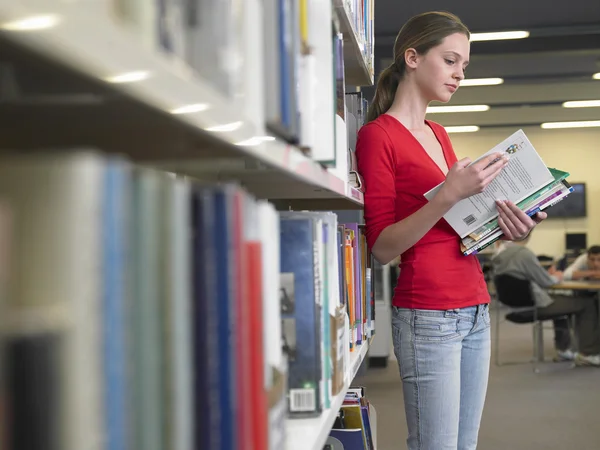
xmin=206 ymin=121 xmax=243 ymax=132
xmin=562 ymin=100 xmax=600 ymax=108
xmin=445 ymin=125 xmax=480 ymax=133
xmin=460 ymin=78 xmax=504 ymax=87
xmin=593 ymin=73 xmax=600 ymax=80
xmin=170 ymin=103 xmax=210 ymax=114
xmin=427 ymin=105 xmax=490 ymax=113
xmin=105 ymin=71 xmax=151 ymax=84
xmin=0 ymin=14 xmax=60 ymax=31
xmin=541 ymin=120 xmax=600 ymax=129
xmin=470 ymin=31 xmax=530 ymax=42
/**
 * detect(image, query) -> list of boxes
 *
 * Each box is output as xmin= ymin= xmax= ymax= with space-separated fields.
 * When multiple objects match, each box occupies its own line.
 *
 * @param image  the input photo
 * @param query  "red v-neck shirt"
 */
xmin=356 ymin=114 xmax=489 ymax=310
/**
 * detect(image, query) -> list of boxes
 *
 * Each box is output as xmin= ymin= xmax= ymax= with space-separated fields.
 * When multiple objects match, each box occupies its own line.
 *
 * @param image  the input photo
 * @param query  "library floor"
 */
xmin=356 ymin=307 xmax=600 ymax=450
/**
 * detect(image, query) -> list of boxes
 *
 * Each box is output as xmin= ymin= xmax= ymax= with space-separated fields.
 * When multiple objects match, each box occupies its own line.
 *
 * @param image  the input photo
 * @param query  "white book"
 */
xmin=308 ymin=0 xmax=335 ymax=164
xmin=257 ymin=201 xmax=282 ymax=387
xmin=0 ymin=152 xmax=105 ymax=450
xmin=424 ymin=129 xmax=554 ymax=238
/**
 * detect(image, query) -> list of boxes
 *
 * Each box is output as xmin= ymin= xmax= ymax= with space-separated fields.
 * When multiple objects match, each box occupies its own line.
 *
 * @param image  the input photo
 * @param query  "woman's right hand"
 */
xmin=439 ymin=152 xmax=509 ymax=204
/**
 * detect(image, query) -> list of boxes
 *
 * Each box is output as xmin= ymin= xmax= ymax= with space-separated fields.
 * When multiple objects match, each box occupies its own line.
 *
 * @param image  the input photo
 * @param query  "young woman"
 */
xmin=356 ymin=11 xmax=545 ymax=450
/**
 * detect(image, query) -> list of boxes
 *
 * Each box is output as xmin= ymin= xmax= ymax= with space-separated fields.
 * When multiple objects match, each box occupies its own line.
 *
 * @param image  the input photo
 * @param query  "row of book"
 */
xmin=325 ymin=387 xmax=377 ymax=450
xmin=0 ymin=152 xmax=375 ymax=450
xmin=461 ymin=168 xmax=573 ymax=255
xmin=337 ymin=0 xmax=375 ymax=77
xmin=111 ymin=0 xmax=372 ymax=183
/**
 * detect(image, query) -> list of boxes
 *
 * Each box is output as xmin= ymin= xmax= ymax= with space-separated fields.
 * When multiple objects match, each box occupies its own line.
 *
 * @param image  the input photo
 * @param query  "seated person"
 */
xmin=492 ymin=236 xmax=600 ymax=367
xmin=563 ymin=245 xmax=600 ymax=281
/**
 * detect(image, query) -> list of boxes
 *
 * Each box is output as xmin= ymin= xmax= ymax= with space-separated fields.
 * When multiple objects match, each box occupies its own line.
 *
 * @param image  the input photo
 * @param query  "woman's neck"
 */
xmin=385 ymin=79 xmax=429 ymax=130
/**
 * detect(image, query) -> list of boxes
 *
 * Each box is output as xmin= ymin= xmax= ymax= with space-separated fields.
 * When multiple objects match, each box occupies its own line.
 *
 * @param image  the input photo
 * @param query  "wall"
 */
xmin=448 ymin=126 xmax=600 ymax=258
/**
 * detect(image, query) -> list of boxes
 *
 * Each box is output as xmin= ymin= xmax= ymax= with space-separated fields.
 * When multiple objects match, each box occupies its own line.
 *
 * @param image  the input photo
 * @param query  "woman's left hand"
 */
xmin=496 ymin=199 xmax=546 ymax=241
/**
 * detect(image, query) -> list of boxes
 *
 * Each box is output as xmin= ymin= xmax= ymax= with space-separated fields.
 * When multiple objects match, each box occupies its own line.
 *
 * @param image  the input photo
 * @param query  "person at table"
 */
xmin=492 ymin=238 xmax=600 ymax=367
xmin=562 ymin=245 xmax=600 ymax=281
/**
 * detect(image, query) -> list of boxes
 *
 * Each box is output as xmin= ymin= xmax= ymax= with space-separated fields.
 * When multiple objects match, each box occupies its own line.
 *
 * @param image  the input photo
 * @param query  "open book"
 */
xmin=424 ymin=129 xmax=572 ymax=255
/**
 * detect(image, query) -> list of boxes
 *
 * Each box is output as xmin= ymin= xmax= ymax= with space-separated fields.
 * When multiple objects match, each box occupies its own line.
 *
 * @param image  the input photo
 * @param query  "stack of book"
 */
xmin=425 ymin=130 xmax=572 ymax=256
xmin=460 ymin=167 xmax=572 ymax=255
xmin=326 ymin=386 xmax=377 ymax=450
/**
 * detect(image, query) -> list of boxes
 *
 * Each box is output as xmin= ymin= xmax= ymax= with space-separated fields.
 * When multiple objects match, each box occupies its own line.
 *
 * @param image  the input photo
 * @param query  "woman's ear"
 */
xmin=404 ymin=48 xmax=419 ymax=69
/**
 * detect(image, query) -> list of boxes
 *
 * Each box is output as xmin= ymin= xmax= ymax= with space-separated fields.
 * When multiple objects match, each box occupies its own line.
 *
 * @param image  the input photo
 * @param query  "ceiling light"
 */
xmin=445 ymin=126 xmax=480 ymax=133
xmin=170 ymin=103 xmax=210 ymax=114
xmin=427 ymin=105 xmax=490 ymax=113
xmin=562 ymin=100 xmax=600 ymax=108
xmin=206 ymin=121 xmax=243 ymax=132
xmin=541 ymin=120 xmax=600 ymax=129
xmin=0 ymin=14 xmax=60 ymax=31
xmin=105 ymin=71 xmax=151 ymax=84
xmin=470 ymin=31 xmax=530 ymax=42
xmin=460 ymin=78 xmax=504 ymax=87
xmin=593 ymin=73 xmax=600 ymax=80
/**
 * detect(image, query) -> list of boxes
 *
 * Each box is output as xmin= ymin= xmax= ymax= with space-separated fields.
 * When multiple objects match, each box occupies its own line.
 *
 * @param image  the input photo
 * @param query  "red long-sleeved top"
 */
xmin=356 ymin=114 xmax=489 ymax=310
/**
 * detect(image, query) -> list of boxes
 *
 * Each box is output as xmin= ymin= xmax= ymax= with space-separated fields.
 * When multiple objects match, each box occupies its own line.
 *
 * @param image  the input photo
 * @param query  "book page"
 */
xmin=425 ymin=129 xmax=554 ymax=238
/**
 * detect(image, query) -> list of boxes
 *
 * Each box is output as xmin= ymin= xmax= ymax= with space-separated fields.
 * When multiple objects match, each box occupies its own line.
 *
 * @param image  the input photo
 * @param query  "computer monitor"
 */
xmin=565 ymin=233 xmax=587 ymax=252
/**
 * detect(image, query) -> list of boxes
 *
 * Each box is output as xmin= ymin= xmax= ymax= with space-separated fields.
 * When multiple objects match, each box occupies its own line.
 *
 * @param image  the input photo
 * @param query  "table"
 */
xmin=552 ymin=281 xmax=600 ymax=291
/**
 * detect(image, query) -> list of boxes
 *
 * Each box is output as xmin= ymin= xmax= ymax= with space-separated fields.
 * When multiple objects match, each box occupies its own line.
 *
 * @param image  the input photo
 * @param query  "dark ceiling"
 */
xmin=376 ymin=0 xmax=600 ymax=36
xmin=372 ymin=1 xmax=600 ymax=129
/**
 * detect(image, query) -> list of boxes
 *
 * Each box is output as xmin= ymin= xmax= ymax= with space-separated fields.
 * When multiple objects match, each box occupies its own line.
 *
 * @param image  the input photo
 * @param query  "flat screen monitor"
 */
xmin=546 ymin=183 xmax=587 ymax=218
xmin=565 ymin=233 xmax=587 ymax=251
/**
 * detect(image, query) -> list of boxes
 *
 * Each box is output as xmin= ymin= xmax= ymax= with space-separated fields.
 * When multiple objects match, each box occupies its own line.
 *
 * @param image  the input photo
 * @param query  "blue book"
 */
xmin=212 ymin=187 xmax=238 ymax=450
xmin=102 ymin=160 xmax=130 ymax=450
xmin=329 ymin=429 xmax=366 ymax=450
xmin=192 ymin=188 xmax=220 ymax=450
xmin=280 ymin=217 xmax=322 ymax=417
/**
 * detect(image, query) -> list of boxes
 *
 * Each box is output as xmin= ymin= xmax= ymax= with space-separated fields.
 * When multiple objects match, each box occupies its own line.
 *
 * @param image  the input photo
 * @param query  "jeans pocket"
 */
xmin=482 ymin=305 xmax=491 ymax=328
xmin=413 ymin=315 xmax=460 ymax=341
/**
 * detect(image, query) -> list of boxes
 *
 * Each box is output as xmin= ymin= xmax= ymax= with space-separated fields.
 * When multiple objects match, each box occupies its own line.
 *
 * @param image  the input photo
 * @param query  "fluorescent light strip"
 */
xmin=460 ymin=78 xmax=504 ymax=87
xmin=427 ymin=105 xmax=490 ymax=114
xmin=105 ymin=71 xmax=150 ymax=84
xmin=206 ymin=121 xmax=243 ymax=132
xmin=593 ymin=73 xmax=600 ymax=80
xmin=171 ymin=103 xmax=210 ymax=114
xmin=1 ymin=14 xmax=60 ymax=31
xmin=563 ymin=100 xmax=600 ymax=108
xmin=470 ymin=31 xmax=529 ymax=42
xmin=541 ymin=120 xmax=600 ymax=129
xmin=236 ymin=136 xmax=276 ymax=146
xmin=445 ymin=126 xmax=480 ymax=133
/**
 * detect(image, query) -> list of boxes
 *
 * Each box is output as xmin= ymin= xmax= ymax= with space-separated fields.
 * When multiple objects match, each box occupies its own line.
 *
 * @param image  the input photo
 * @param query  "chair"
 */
xmin=493 ymin=274 xmax=576 ymax=372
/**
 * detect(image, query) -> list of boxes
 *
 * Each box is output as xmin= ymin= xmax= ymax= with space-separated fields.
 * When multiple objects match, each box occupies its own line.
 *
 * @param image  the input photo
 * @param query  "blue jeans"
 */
xmin=392 ymin=304 xmax=491 ymax=450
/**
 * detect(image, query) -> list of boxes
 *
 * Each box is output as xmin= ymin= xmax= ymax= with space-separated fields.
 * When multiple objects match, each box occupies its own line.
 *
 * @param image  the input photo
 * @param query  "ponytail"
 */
xmin=367 ymin=64 xmax=402 ymax=123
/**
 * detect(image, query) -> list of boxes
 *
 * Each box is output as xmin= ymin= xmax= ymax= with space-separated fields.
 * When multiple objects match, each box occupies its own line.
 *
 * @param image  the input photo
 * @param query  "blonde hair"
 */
xmin=367 ymin=11 xmax=470 ymax=122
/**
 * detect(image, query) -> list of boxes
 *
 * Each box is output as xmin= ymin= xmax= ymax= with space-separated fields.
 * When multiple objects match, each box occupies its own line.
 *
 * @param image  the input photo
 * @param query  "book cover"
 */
xmin=212 ymin=186 xmax=238 ymax=450
xmin=280 ymin=217 xmax=322 ymax=416
xmin=424 ymin=129 xmax=556 ymax=238
xmin=131 ymin=169 xmax=164 ymax=450
xmin=0 ymin=152 xmax=105 ymax=450
xmin=162 ymin=176 xmax=193 ymax=450
xmin=242 ymin=193 xmax=268 ymax=449
xmin=192 ymin=188 xmax=220 ymax=450
xmin=103 ymin=159 xmax=131 ymax=450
